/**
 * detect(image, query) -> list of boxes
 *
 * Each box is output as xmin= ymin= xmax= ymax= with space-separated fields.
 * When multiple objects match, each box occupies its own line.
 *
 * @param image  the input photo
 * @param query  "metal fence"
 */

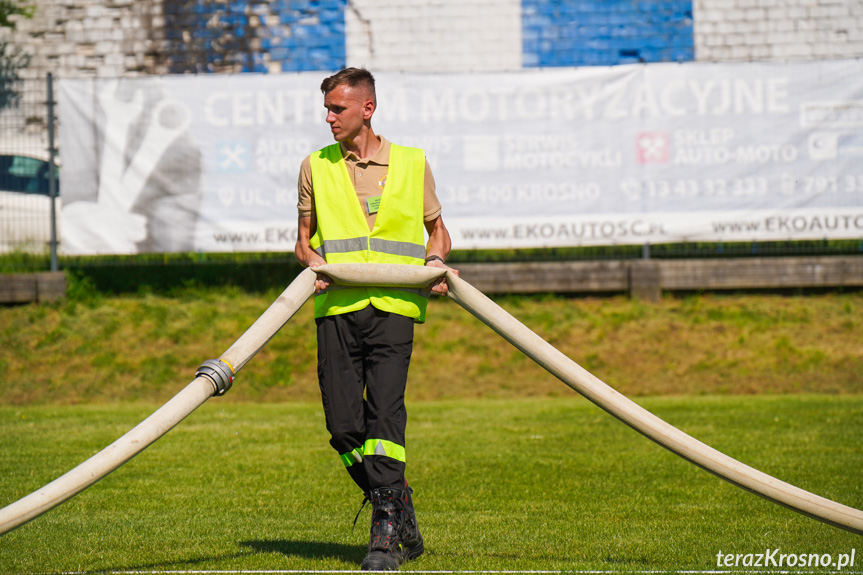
xmin=0 ymin=74 xmax=59 ymax=270
xmin=1 ymin=75 xmax=861 ymax=276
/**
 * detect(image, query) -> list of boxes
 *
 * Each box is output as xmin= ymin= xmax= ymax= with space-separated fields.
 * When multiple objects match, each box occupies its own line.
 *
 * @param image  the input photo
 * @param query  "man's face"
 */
xmin=323 ymin=84 xmax=374 ymax=143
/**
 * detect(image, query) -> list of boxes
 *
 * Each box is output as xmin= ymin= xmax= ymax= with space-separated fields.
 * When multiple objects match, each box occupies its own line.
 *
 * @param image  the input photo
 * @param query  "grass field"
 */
xmin=1 ymin=396 xmax=862 ymax=572
xmin=2 ymin=289 xmax=862 ymax=404
xmin=1 ymin=289 xmax=862 ymax=572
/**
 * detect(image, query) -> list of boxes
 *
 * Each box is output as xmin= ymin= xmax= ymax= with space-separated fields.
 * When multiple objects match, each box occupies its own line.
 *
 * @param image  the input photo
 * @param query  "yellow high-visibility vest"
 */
xmin=309 ymin=143 xmax=429 ymax=322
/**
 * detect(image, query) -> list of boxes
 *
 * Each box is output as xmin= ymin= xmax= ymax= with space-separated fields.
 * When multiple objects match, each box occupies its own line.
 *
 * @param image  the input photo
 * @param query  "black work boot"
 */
xmin=361 ymin=487 xmax=409 ymax=571
xmin=402 ymin=482 xmax=424 ymax=561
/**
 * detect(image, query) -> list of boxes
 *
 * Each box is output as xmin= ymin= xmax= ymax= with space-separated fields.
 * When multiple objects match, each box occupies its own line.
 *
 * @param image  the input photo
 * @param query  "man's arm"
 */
xmin=295 ymin=214 xmax=323 ymax=267
xmin=424 ymin=215 xmax=458 ymax=296
xmin=295 ymin=214 xmax=331 ymax=293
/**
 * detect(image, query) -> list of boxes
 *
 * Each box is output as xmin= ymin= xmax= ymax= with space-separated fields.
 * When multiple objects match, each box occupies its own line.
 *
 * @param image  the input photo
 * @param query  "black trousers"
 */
xmin=316 ymin=305 xmax=414 ymax=492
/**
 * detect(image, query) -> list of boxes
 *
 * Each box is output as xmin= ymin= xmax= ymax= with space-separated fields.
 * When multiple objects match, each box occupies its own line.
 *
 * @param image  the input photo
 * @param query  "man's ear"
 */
xmin=363 ymin=99 xmax=375 ymax=120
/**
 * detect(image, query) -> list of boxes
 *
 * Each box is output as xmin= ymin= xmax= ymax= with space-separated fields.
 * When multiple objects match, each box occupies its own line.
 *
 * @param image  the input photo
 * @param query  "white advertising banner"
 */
xmin=58 ymin=61 xmax=863 ymax=254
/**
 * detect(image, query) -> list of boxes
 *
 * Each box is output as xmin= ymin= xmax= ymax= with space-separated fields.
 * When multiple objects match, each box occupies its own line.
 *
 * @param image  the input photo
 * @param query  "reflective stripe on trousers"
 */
xmin=341 ymin=439 xmax=407 ymax=467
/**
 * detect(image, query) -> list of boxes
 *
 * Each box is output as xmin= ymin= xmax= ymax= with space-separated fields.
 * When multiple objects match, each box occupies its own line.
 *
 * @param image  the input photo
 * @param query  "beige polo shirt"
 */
xmin=297 ymin=136 xmax=442 ymax=230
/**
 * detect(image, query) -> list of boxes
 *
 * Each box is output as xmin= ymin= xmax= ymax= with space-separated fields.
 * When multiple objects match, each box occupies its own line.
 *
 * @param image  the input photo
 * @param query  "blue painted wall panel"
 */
xmin=522 ymin=0 xmax=694 ymax=67
xmin=165 ymin=0 xmax=346 ymax=74
xmin=164 ymin=0 xmax=693 ymax=74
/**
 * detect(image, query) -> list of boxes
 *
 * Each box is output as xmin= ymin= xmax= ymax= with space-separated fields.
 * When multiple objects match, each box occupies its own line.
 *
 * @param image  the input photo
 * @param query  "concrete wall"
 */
xmin=0 ymin=272 xmax=66 ymax=303
xmin=5 ymin=0 xmax=164 ymax=80
xmin=345 ymin=0 xmax=523 ymax=72
xmin=3 ymin=0 xmax=861 ymax=84
xmin=455 ymin=256 xmax=863 ymax=301
xmin=3 ymin=256 xmax=861 ymax=303
xmin=2 ymin=0 xmax=860 ymax=158
xmin=2 ymin=0 xmax=347 ymax=78
xmin=694 ymin=0 xmax=863 ymax=61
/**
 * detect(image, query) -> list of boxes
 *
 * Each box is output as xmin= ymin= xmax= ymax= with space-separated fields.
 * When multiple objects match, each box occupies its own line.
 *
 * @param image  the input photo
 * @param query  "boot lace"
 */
xmin=352 ymin=494 xmax=370 ymax=529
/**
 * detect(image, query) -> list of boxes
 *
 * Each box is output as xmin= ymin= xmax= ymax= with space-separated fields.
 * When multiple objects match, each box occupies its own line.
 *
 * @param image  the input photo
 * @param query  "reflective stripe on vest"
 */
xmin=309 ymin=143 xmax=429 ymax=322
xmin=315 ymin=236 xmax=426 ymax=261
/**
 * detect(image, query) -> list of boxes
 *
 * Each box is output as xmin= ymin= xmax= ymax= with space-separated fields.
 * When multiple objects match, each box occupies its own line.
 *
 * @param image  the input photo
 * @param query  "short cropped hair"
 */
xmin=320 ymin=67 xmax=376 ymax=103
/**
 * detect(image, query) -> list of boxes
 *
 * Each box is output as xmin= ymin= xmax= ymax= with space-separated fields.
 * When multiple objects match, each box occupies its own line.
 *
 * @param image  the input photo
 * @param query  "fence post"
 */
xmin=47 ymin=72 xmax=58 ymax=272
xmin=629 ymin=260 xmax=661 ymax=301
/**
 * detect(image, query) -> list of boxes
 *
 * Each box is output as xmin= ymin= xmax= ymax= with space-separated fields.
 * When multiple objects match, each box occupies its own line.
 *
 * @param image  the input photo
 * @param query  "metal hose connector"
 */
xmin=195 ymin=359 xmax=235 ymax=396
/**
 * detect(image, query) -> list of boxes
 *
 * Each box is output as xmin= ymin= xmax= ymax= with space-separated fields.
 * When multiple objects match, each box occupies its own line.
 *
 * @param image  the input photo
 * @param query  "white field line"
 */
xmin=57 ymin=570 xmax=863 ymax=575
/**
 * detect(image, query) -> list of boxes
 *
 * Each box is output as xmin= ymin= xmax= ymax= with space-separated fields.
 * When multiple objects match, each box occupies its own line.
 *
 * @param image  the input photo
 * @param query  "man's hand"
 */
xmin=425 ymin=257 xmax=458 ymax=296
xmin=308 ymin=260 xmax=332 ymax=294
xmin=423 ymin=216 xmax=455 ymax=296
xmin=296 ymin=216 xmax=332 ymax=294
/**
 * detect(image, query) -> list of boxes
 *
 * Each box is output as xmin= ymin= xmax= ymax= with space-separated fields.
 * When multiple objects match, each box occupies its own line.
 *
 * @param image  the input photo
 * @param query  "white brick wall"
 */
xmin=345 ymin=0 xmax=522 ymax=72
xmin=694 ymin=0 xmax=863 ymax=61
xmin=1 ymin=0 xmax=164 ymax=80
xmin=2 ymin=0 xmax=862 ymax=81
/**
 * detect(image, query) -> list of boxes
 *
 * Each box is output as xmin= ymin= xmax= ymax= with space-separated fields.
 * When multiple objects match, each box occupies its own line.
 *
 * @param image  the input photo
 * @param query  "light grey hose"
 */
xmin=438 ymin=268 xmax=863 ymax=536
xmin=1 ymin=263 xmax=861 ymax=537
xmin=0 ymin=268 xmax=318 ymax=536
xmin=0 ymin=264 xmax=444 ymax=535
xmin=317 ymin=264 xmax=863 ymax=536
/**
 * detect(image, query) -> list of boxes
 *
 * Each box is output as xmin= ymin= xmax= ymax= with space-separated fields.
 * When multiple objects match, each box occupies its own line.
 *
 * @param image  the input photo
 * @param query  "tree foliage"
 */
xmin=0 ymin=0 xmax=34 ymax=112
xmin=0 ymin=41 xmax=29 ymax=109
xmin=0 ymin=0 xmax=35 ymax=29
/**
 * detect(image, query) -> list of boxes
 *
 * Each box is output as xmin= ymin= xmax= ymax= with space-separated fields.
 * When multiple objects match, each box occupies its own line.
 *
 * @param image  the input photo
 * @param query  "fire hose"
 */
xmin=1 ymin=263 xmax=861 ymax=536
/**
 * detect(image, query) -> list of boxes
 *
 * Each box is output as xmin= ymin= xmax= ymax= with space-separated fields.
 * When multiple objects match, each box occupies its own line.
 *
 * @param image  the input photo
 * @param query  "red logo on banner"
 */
xmin=636 ymin=132 xmax=670 ymax=164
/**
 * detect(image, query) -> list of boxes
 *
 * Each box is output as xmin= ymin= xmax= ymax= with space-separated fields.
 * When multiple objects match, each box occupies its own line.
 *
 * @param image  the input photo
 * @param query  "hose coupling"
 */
xmin=196 ymin=359 xmax=235 ymax=396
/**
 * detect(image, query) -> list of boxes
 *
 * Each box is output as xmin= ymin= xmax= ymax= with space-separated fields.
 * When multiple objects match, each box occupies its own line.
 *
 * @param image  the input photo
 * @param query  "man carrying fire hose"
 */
xmin=294 ymin=67 xmax=458 ymax=571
